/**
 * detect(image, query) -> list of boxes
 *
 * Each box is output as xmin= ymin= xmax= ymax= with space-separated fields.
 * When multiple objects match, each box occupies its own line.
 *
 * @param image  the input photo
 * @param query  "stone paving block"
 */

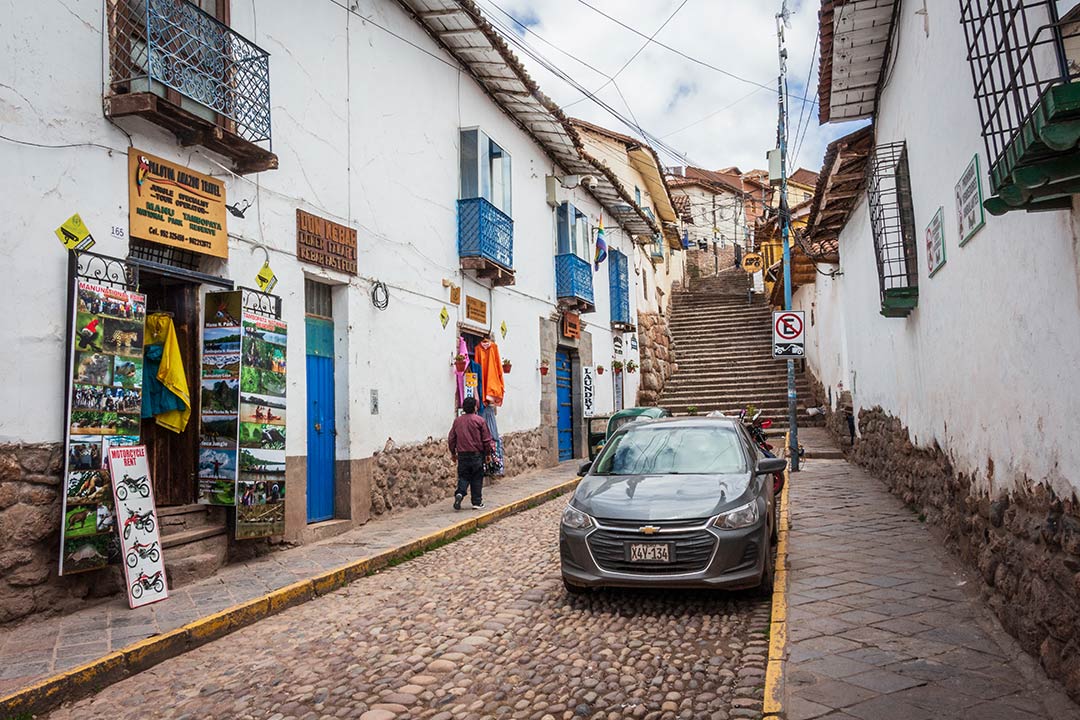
xmin=842 ymin=694 xmax=937 ymax=720
xmin=795 ymin=679 xmax=876 ymax=710
xmin=843 ymin=668 xmax=925 ymax=694
xmin=799 ymin=655 xmax=877 ymax=680
xmin=786 ymin=694 xmax=834 ymax=720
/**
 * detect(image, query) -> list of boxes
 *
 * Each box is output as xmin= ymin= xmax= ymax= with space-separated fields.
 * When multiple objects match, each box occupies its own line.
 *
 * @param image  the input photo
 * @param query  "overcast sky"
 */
xmin=473 ymin=0 xmax=866 ymax=175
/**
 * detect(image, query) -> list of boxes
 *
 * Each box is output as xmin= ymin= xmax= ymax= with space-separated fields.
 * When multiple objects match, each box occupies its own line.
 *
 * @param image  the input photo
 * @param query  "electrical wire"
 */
xmin=371 ymin=280 xmax=390 ymax=310
xmin=790 ymin=34 xmax=819 ymax=167
xmin=0 ymin=133 xmax=124 ymax=154
xmin=323 ymin=0 xmax=461 ymax=72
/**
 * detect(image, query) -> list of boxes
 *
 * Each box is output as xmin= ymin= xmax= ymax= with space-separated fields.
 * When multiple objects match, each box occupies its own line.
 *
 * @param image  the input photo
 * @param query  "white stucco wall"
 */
xmin=0 ymin=0 xmax=641 ymax=455
xmin=802 ymin=2 xmax=1080 ymax=498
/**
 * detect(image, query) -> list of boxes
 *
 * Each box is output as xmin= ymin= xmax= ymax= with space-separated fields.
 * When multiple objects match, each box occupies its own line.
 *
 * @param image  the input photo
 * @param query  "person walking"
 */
xmin=448 ymin=396 xmax=495 ymax=510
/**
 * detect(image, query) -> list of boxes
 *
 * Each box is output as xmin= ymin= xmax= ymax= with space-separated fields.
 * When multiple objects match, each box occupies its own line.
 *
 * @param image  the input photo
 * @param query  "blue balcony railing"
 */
xmin=555 ymin=253 xmax=594 ymax=307
xmin=107 ymin=0 xmax=272 ymax=144
xmin=458 ymin=197 xmax=514 ymax=270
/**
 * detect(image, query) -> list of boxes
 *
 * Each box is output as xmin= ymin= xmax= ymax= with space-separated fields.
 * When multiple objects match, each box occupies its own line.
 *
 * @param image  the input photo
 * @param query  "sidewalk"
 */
xmin=0 ymin=461 xmax=579 ymax=702
xmin=782 ymin=430 xmax=1078 ymax=719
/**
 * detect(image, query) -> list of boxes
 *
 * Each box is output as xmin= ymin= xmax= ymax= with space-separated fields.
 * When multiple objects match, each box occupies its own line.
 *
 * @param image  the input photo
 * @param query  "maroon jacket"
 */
xmin=448 ymin=413 xmax=495 ymax=455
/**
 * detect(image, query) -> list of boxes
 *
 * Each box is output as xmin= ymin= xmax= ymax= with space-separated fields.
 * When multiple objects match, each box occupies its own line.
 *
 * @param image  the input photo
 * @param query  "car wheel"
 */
xmin=563 ymin=577 xmax=589 ymax=595
xmin=756 ymin=538 xmax=775 ymax=596
xmin=771 ymin=504 xmax=779 ymax=543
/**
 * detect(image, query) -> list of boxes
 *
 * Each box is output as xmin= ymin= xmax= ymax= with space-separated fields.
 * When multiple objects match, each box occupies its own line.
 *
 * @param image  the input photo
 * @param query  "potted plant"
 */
xmin=611 ymin=360 xmax=624 ymax=374
xmin=539 ymin=359 xmax=550 ymax=376
xmin=596 ymin=364 xmax=605 ymax=375
xmin=626 ymin=359 xmax=638 ymax=373
xmin=686 ymin=405 xmax=699 ymax=416
xmin=453 ymin=353 xmax=468 ymax=373
xmin=502 ymin=358 xmax=512 ymax=374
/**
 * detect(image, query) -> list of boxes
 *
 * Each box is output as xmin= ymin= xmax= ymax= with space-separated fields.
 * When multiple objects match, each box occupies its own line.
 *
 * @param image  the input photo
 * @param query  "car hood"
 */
xmin=573 ymin=473 xmax=752 ymax=521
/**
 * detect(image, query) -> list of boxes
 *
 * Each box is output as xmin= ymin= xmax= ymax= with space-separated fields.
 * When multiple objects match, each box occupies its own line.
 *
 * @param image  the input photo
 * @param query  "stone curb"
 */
xmin=763 ymin=434 xmax=792 ymax=719
xmin=0 ymin=477 xmax=581 ymax=719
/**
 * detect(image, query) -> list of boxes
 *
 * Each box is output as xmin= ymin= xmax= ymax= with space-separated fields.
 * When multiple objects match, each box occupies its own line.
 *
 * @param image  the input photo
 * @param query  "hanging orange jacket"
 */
xmin=475 ymin=340 xmax=505 ymax=406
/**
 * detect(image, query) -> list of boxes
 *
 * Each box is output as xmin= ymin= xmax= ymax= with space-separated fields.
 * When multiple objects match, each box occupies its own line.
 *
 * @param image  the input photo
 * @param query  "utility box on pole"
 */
xmin=767 ymin=148 xmax=783 ymax=186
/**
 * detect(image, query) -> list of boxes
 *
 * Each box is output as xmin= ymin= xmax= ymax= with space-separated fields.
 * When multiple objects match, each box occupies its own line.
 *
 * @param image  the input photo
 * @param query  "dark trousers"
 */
xmin=456 ymin=452 xmax=484 ymax=504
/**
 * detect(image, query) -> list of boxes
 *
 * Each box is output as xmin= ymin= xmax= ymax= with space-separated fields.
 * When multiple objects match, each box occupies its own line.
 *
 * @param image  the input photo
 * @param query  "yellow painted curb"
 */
xmin=0 ymin=476 xmax=581 ymax=718
xmin=762 ymin=439 xmax=792 ymax=719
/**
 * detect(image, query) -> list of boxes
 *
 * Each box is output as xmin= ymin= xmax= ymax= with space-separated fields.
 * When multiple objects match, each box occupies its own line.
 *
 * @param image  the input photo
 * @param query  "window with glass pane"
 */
xmin=460 ymin=128 xmax=512 ymax=217
xmin=592 ymin=425 xmax=747 ymax=475
xmin=557 ymin=202 xmax=590 ymax=260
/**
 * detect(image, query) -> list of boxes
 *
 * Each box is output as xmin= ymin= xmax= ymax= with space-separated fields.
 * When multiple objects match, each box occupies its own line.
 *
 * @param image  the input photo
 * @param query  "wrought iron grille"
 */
xmin=866 ymin=142 xmax=918 ymax=305
xmin=128 ymin=238 xmax=202 ymax=271
xmin=608 ymin=249 xmax=630 ymax=326
xmin=458 ymin=197 xmax=514 ymax=270
xmin=959 ymin=0 xmax=1074 ymax=180
xmin=106 ymin=0 xmax=272 ymax=144
xmin=555 ymin=253 xmax=594 ymax=306
xmin=242 ymin=286 xmax=282 ymax=319
xmin=75 ymin=250 xmax=140 ymax=290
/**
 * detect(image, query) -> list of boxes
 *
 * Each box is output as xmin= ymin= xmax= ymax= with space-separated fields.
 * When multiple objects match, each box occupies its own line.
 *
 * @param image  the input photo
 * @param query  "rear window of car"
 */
xmin=592 ymin=424 xmax=747 ymax=475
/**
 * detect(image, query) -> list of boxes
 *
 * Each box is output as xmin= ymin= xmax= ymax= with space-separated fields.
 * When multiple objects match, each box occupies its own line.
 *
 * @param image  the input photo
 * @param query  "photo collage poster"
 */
xmin=60 ymin=280 xmax=146 ymax=575
xmin=237 ymin=310 xmax=287 ymax=538
xmin=198 ymin=291 xmax=242 ymax=505
xmin=108 ymin=445 xmax=169 ymax=608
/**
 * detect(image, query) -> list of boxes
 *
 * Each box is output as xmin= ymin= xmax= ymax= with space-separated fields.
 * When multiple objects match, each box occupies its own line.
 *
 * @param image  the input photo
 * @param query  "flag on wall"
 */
xmin=594 ymin=214 xmax=608 ymax=270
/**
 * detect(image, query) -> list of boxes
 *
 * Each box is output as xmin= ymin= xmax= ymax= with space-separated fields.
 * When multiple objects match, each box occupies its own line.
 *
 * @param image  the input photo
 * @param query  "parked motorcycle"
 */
xmin=125 ymin=540 xmax=160 ymax=567
xmin=116 ymin=473 xmax=151 ymax=501
xmin=740 ymin=409 xmax=785 ymax=496
xmin=122 ymin=507 xmax=155 ymax=540
xmin=130 ymin=570 xmax=164 ymax=599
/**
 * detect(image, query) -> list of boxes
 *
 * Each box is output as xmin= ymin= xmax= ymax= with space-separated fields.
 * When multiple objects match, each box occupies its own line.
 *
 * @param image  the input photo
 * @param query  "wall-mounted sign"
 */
xmin=440 ymin=306 xmax=450 ymax=328
xmin=772 ymin=310 xmax=805 ymax=359
xmin=108 ymin=445 xmax=169 ymax=609
xmin=562 ymin=312 xmax=581 ymax=339
xmin=500 ymin=320 xmax=508 ymax=338
xmin=955 ymin=154 xmax=985 ymax=246
xmin=296 ymin=209 xmax=358 ymax=274
xmin=613 ymin=336 xmax=624 ymax=356
xmin=630 ymin=335 xmax=638 ymax=350
xmin=581 ymin=365 xmax=596 ymax=418
xmin=255 ymin=261 xmax=278 ymax=292
xmin=741 ymin=252 xmax=764 ymax=273
xmin=450 ymin=286 xmax=462 ymax=305
xmin=926 ymin=206 xmax=946 ymax=277
xmin=465 ymin=295 xmax=487 ymax=325
xmin=55 ymin=213 xmax=95 ymax=251
xmin=464 ymin=372 xmax=478 ymax=400
xmin=128 ymin=149 xmax=228 ymax=257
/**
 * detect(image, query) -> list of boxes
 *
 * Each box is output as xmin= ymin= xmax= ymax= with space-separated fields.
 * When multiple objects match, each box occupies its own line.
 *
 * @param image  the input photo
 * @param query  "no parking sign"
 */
xmin=772 ymin=311 xmax=805 ymax=358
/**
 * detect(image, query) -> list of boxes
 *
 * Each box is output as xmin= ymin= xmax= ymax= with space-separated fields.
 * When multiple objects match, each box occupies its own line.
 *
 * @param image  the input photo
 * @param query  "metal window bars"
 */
xmin=866 ymin=141 xmax=919 ymax=315
xmin=959 ymin=0 xmax=1075 ymax=185
xmin=457 ymin=197 xmax=514 ymax=270
xmin=555 ymin=253 xmax=594 ymax=307
xmin=106 ymin=0 xmax=272 ymax=145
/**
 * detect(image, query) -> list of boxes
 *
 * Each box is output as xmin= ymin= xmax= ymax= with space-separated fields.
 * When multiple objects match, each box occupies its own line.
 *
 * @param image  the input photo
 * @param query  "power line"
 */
xmin=790 ymin=34 xmax=818 ymax=167
xmin=575 ymin=0 xmax=818 ymax=105
xmin=659 ymin=87 xmax=763 ymax=139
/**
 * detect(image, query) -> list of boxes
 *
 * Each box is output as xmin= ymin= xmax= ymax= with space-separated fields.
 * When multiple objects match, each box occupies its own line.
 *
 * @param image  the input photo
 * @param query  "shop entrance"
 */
xmin=305 ymin=280 xmax=336 ymax=523
xmin=614 ymin=369 xmax=624 ymax=411
xmin=556 ymin=349 xmax=574 ymax=460
xmin=139 ymin=271 xmax=201 ymax=506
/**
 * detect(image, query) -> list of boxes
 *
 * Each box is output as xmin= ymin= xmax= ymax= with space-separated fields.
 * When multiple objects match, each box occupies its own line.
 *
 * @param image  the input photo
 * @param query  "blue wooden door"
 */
xmin=305 ymin=317 xmax=335 ymax=523
xmin=556 ymin=350 xmax=573 ymax=461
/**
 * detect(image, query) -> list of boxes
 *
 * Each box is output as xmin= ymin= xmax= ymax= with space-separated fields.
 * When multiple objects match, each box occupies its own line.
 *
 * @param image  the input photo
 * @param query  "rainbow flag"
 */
xmin=594 ymin=214 xmax=608 ymax=270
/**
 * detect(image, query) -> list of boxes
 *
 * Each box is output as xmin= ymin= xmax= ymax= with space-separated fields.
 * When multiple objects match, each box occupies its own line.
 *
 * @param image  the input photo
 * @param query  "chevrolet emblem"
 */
xmin=639 ymin=525 xmax=661 ymax=535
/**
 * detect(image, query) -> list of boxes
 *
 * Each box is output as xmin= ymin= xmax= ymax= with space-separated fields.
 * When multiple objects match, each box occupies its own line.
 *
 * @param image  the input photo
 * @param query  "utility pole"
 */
xmin=776 ymin=1 xmax=799 ymax=471
xmin=711 ymin=194 xmax=718 ymax=276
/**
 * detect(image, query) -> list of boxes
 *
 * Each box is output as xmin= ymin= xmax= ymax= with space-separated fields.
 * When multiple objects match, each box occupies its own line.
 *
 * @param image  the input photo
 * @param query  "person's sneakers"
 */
xmin=453 ymin=493 xmax=464 ymax=510
xmin=471 ymin=501 xmax=486 ymax=509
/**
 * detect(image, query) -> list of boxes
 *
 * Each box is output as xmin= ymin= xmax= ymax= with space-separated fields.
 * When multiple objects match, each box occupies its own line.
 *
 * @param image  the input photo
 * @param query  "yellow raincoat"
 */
xmin=144 ymin=314 xmax=191 ymax=432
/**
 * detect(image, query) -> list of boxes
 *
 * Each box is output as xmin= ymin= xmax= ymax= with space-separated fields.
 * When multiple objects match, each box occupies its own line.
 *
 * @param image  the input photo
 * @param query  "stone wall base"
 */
xmin=842 ymin=406 xmax=1080 ymax=700
xmin=369 ymin=427 xmax=547 ymax=517
xmin=636 ymin=312 xmax=675 ymax=406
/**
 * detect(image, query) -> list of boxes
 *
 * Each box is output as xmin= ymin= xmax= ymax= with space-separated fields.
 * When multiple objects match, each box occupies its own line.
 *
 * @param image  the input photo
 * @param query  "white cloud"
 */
xmin=475 ymin=0 xmax=866 ymax=174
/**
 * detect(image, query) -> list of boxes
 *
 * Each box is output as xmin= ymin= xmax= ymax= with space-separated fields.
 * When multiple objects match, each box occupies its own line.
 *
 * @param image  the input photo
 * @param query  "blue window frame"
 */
xmin=556 ymin=202 xmax=590 ymax=261
xmin=460 ymin=128 xmax=512 ymax=217
xmin=608 ymin=249 xmax=630 ymax=326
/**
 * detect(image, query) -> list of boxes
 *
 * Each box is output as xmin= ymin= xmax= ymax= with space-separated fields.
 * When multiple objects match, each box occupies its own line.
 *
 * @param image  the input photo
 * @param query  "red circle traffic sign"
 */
xmin=775 ymin=312 xmax=803 ymax=340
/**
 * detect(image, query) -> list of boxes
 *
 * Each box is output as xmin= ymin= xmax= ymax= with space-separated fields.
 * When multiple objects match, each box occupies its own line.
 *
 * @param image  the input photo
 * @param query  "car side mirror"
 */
xmin=578 ymin=461 xmax=593 ymax=477
xmin=756 ymin=457 xmax=787 ymax=475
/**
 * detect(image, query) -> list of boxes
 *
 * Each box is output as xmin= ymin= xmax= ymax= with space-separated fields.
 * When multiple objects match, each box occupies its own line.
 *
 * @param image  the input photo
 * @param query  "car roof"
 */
xmin=609 ymin=407 xmax=669 ymax=421
xmin=619 ymin=416 xmax=741 ymax=431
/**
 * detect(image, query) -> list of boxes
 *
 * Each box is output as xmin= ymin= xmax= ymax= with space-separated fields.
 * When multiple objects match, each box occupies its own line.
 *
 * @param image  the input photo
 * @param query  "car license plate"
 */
xmin=627 ymin=543 xmax=674 ymax=563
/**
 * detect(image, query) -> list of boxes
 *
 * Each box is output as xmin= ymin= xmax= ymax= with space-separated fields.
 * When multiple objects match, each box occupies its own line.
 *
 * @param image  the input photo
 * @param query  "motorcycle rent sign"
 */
xmin=772 ymin=311 xmax=806 ymax=359
xmin=108 ymin=445 xmax=169 ymax=608
xmin=581 ymin=365 xmax=596 ymax=418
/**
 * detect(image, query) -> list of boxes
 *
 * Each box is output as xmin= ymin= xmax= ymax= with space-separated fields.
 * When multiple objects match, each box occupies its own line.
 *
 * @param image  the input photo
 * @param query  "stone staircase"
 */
xmin=158 ymin=503 xmax=229 ymax=587
xmin=660 ymin=268 xmax=819 ymax=427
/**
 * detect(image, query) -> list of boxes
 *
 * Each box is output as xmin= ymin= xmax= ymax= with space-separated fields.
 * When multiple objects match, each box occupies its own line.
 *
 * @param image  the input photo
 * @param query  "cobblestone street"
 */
xmin=44 ymin=500 xmax=771 ymax=720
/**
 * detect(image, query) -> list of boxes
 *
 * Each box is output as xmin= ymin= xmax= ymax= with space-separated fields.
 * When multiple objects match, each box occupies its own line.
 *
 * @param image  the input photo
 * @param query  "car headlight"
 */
xmin=561 ymin=504 xmax=593 ymax=529
xmin=713 ymin=501 xmax=759 ymax=530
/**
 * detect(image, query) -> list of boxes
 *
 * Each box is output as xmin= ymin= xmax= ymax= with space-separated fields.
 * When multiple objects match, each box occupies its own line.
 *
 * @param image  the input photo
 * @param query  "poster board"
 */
xmin=198 ymin=291 xmax=241 ymax=505
xmin=108 ymin=445 xmax=169 ymax=608
xmin=237 ymin=311 xmax=288 ymax=538
xmin=926 ymin=206 xmax=947 ymax=277
xmin=59 ymin=278 xmax=146 ymax=575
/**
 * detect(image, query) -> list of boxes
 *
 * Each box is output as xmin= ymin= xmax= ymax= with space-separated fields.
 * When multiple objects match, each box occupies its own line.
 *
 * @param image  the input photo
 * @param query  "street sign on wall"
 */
xmin=741 ymin=252 xmax=764 ymax=273
xmin=772 ymin=311 xmax=805 ymax=358
xmin=581 ymin=365 xmax=596 ymax=417
xmin=955 ymin=154 xmax=985 ymax=246
xmin=926 ymin=206 xmax=947 ymax=277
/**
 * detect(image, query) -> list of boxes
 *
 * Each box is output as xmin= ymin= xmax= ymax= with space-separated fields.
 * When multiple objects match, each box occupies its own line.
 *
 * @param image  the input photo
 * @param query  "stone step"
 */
xmin=158 ymin=503 xmax=227 ymax=534
xmin=662 ymin=383 xmax=811 ymax=397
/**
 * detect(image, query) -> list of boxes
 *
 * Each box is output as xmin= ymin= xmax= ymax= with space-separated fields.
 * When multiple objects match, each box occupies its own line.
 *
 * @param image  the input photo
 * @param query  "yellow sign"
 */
xmin=255 ymin=261 xmax=278 ymax=292
xmin=440 ymin=306 xmax=450 ymax=328
xmin=128 ymin=149 xmax=228 ymax=258
xmin=55 ymin=213 xmax=95 ymax=251
xmin=500 ymin=320 xmax=507 ymax=338
xmin=465 ymin=295 xmax=487 ymax=325
xmin=741 ymin=252 xmax=764 ymax=272
xmin=464 ymin=372 xmax=478 ymax=389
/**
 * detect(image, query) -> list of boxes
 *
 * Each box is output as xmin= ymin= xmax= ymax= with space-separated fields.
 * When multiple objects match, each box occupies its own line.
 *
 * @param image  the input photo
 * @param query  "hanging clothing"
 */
xmin=455 ymin=336 xmax=468 ymax=407
xmin=141 ymin=314 xmax=190 ymax=433
xmin=480 ymin=404 xmax=505 ymax=476
xmin=467 ymin=358 xmax=484 ymax=409
xmin=474 ymin=340 xmax=505 ymax=406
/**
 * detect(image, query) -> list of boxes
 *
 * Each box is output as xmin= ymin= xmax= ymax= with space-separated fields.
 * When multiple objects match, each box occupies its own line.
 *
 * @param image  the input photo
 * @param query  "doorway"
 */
xmin=613 ymin=369 xmax=624 ymax=411
xmin=305 ymin=280 xmax=336 ymax=523
xmin=556 ymin=349 xmax=574 ymax=460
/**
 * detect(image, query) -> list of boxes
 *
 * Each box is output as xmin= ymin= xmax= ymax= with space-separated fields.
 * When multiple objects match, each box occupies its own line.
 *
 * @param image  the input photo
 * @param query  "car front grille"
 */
xmin=587 ymin=527 xmax=717 ymax=575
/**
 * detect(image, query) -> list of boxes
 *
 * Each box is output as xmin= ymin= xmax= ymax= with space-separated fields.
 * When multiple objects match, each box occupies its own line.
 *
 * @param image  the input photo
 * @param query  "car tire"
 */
xmin=756 ymin=539 xmax=775 ymax=596
xmin=563 ymin=577 xmax=589 ymax=595
xmin=771 ymin=505 xmax=779 ymax=543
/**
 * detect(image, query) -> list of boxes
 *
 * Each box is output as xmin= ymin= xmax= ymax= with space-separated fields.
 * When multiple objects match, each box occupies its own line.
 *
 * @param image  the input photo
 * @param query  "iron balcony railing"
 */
xmin=555 ymin=253 xmax=594 ymax=306
xmin=458 ymin=197 xmax=514 ymax=270
xmin=106 ymin=0 xmax=272 ymax=145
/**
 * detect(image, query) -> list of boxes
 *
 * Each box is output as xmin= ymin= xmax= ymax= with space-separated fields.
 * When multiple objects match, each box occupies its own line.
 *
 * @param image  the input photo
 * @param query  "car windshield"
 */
xmin=608 ymin=414 xmax=644 ymax=435
xmin=592 ymin=424 xmax=747 ymax=475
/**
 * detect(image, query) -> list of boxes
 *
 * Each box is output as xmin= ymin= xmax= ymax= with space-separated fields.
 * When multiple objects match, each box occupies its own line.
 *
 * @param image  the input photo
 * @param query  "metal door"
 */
xmin=305 ymin=316 xmax=335 ymax=523
xmin=556 ymin=350 xmax=574 ymax=460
